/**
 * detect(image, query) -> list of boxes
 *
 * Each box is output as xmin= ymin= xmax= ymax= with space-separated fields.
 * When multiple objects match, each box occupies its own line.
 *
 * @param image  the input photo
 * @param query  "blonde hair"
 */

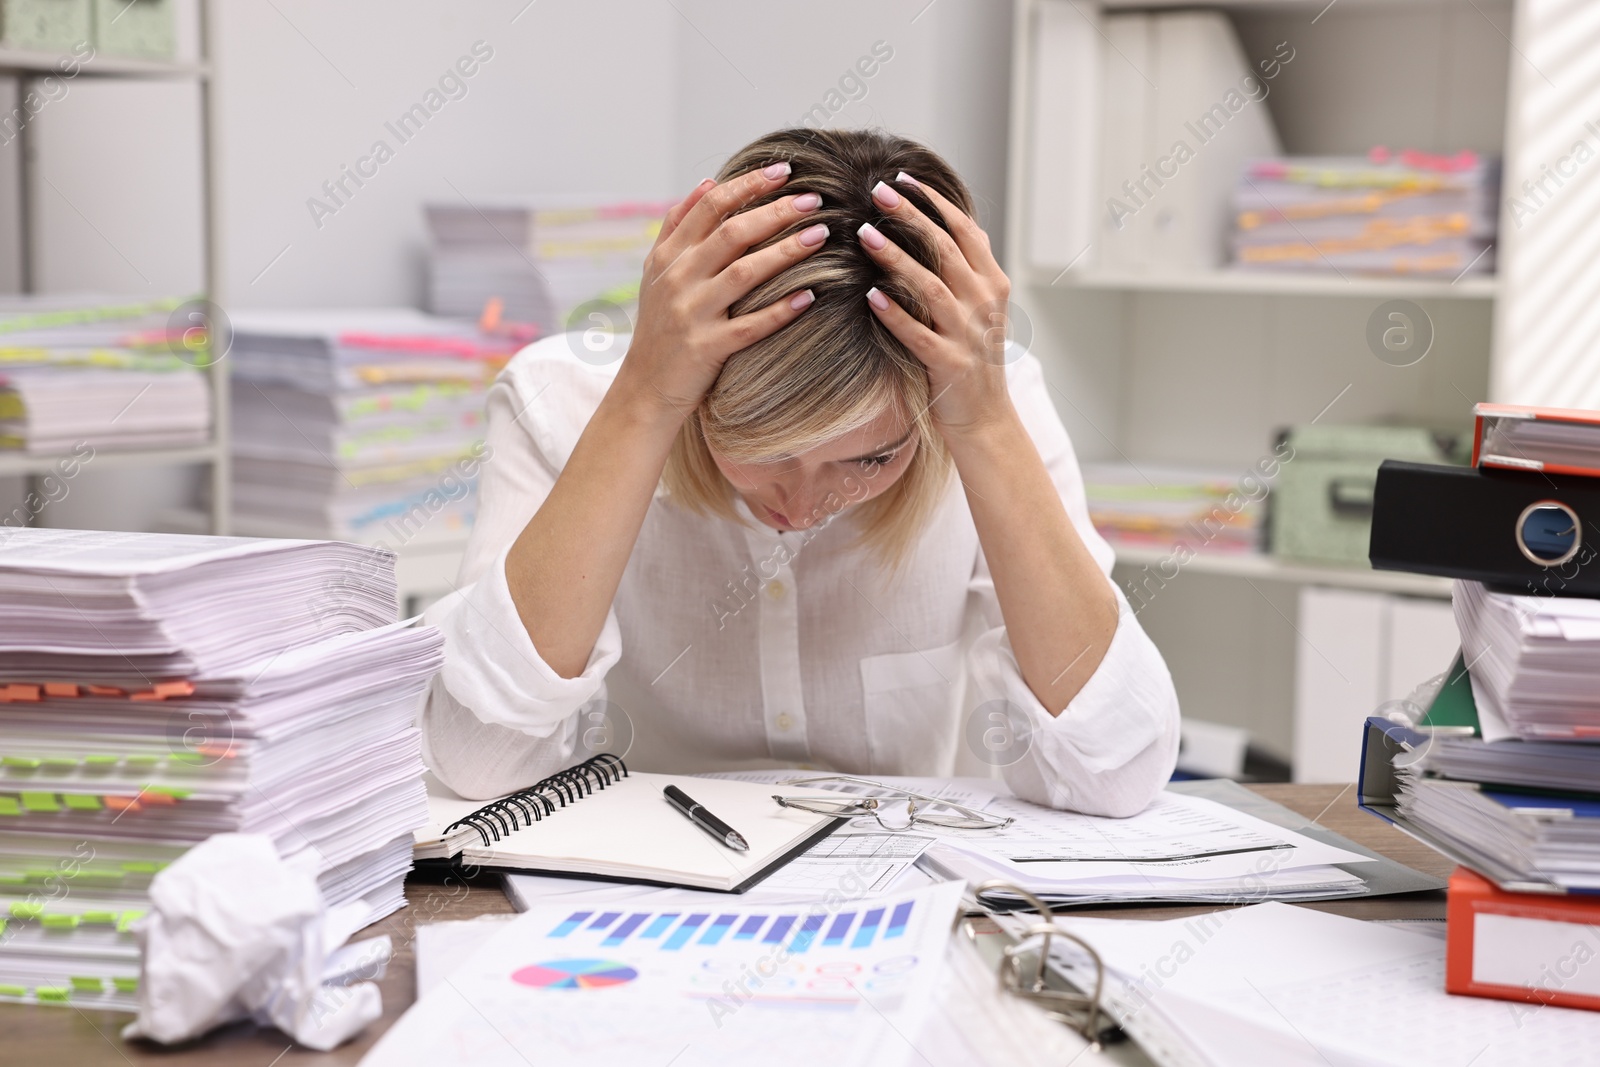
xmin=662 ymin=128 xmax=976 ymax=567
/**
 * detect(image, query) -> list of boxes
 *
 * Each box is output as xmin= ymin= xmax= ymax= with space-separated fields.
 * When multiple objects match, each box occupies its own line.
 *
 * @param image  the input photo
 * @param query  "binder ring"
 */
xmin=1515 ymin=500 xmax=1582 ymax=567
xmin=970 ymin=880 xmax=1109 ymax=1044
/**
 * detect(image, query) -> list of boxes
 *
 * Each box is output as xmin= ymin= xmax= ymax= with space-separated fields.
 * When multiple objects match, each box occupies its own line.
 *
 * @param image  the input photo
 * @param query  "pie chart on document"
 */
xmin=511 ymin=958 xmax=641 ymax=990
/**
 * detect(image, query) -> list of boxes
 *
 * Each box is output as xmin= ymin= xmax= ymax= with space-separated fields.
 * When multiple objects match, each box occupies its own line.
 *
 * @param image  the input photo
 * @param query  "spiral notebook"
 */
xmin=412 ymin=756 xmax=842 ymax=893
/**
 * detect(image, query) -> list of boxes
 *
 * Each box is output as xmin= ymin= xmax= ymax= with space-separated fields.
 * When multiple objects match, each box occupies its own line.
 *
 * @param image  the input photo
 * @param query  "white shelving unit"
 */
xmin=1 ymin=3 xmax=227 ymax=534
xmin=1003 ymin=0 xmax=1533 ymax=763
xmin=1028 ymin=268 xmax=1498 ymax=300
xmin=1109 ymin=545 xmax=1453 ymax=598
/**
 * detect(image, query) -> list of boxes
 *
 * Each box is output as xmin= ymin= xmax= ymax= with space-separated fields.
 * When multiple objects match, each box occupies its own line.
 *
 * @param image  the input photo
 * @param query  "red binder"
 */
xmin=1473 ymin=402 xmax=1600 ymax=478
xmin=1446 ymin=867 xmax=1600 ymax=1012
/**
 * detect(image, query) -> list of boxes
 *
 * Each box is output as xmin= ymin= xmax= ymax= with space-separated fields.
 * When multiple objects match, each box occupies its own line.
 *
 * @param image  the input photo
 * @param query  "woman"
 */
xmin=422 ymin=128 xmax=1179 ymax=816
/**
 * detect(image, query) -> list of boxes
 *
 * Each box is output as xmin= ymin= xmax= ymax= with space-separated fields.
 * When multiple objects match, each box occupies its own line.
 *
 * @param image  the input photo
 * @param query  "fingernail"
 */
xmin=871 ymin=181 xmax=901 ymax=209
xmin=857 ymin=222 xmax=887 ymax=251
xmin=793 ymin=192 xmax=822 ymax=213
xmin=697 ymin=177 xmax=716 ymax=190
xmin=798 ymin=223 xmax=829 ymax=247
xmin=866 ymin=287 xmax=890 ymax=311
xmin=895 ymin=171 xmax=919 ymax=186
xmin=790 ymin=289 xmax=815 ymax=311
xmin=763 ymin=161 xmax=792 ymax=180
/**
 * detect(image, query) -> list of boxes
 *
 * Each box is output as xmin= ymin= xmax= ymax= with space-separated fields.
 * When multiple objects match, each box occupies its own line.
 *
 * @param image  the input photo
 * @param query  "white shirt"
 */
xmin=420 ymin=335 xmax=1180 ymax=815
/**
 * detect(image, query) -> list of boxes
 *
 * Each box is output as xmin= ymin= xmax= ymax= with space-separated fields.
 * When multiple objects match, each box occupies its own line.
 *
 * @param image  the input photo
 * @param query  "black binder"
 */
xmin=1369 ymin=460 xmax=1600 ymax=596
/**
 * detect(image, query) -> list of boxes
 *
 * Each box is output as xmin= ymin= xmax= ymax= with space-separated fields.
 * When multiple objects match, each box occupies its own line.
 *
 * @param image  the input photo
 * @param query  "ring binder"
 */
xmin=965 ymin=879 xmax=1114 ymax=1046
xmin=444 ymin=754 xmax=629 ymax=847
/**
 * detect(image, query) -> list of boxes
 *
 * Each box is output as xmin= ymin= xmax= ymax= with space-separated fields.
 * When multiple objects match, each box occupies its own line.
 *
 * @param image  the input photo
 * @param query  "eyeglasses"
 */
xmin=771 ymin=774 xmax=1014 ymax=831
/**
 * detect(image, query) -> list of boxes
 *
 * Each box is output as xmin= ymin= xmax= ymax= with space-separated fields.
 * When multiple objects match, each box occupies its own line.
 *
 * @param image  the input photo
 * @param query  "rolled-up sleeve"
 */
xmin=419 ymin=342 xmax=624 ymax=799
xmin=965 ymin=353 xmax=1180 ymax=816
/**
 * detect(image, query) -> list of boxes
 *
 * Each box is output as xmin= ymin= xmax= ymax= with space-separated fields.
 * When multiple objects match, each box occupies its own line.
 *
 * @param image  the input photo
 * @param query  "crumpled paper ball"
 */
xmin=121 ymin=833 xmax=387 ymax=1051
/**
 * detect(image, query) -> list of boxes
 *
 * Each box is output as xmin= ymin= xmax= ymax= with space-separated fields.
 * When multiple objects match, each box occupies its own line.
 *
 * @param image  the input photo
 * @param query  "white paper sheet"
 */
xmin=1037 ymin=902 xmax=1600 ymax=1067
xmin=360 ymin=881 xmax=966 ymax=1067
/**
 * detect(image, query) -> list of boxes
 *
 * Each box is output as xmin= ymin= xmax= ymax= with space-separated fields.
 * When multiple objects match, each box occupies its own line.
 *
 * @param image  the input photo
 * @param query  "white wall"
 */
xmin=212 ymin=0 xmax=1011 ymax=309
xmin=4 ymin=0 xmax=1015 ymax=531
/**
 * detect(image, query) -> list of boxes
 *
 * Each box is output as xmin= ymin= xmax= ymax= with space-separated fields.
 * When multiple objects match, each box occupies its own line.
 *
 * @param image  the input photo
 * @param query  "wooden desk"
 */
xmin=5 ymin=783 xmax=1449 ymax=1065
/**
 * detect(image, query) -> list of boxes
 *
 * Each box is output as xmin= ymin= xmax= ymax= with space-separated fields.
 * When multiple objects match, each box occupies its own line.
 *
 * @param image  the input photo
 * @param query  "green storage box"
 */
xmin=92 ymin=0 xmax=171 ymax=59
xmin=1 ymin=0 xmax=92 ymax=52
xmin=1269 ymin=424 xmax=1458 ymax=566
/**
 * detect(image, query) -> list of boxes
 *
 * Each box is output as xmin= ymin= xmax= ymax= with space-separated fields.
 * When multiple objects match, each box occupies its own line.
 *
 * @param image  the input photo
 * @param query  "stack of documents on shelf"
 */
xmin=424 ymin=198 xmax=670 ymax=333
xmin=228 ymin=309 xmax=519 ymax=541
xmin=0 ymin=295 xmax=211 ymax=454
xmin=1453 ymin=579 xmax=1600 ymax=739
xmin=1230 ymin=149 xmax=1498 ymax=277
xmin=1023 ymin=902 xmax=1600 ymax=1066
xmin=1081 ymin=463 xmax=1264 ymax=554
xmin=0 ymin=528 xmax=441 ymax=1011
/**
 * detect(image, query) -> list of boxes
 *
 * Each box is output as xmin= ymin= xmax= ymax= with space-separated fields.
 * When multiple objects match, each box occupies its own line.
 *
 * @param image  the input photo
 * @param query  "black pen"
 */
xmin=663 ymin=784 xmax=749 ymax=851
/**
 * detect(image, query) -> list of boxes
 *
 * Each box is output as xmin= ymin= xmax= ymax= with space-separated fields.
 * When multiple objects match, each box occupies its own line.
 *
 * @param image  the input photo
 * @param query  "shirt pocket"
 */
xmin=860 ymin=638 xmax=965 ymax=776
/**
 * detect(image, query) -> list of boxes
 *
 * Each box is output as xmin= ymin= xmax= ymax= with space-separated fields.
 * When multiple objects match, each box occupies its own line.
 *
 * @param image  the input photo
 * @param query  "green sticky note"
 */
xmin=0 ymin=984 xmax=24 ymax=997
xmin=19 ymin=792 xmax=59 ymax=812
xmin=1421 ymin=650 xmax=1483 ymax=734
xmin=41 ymin=757 xmax=78 ymax=771
xmin=112 ymin=977 xmax=138 ymax=993
xmin=124 ymin=755 xmax=159 ymax=768
xmin=10 ymin=902 xmax=43 ymax=919
xmin=62 ymin=794 xmax=102 ymax=811
xmin=69 ymin=976 xmax=103 ymax=992
xmin=0 ymin=874 xmax=24 ymax=885
xmin=81 ymin=910 xmax=117 ymax=925
xmin=83 ymin=755 xmax=121 ymax=768
xmin=168 ymin=752 xmax=206 ymax=766
xmin=1 ymin=756 xmax=40 ymax=769
xmin=23 ymin=868 xmax=54 ymax=882
xmin=35 ymin=985 xmax=71 ymax=1002
xmin=74 ymin=869 xmax=125 ymax=888
xmin=42 ymin=914 xmax=79 ymax=929
xmin=143 ymin=786 xmax=191 ymax=799
xmin=116 ymin=911 xmax=144 ymax=932
xmin=0 ymin=797 xmax=18 ymax=816
xmin=120 ymin=860 xmax=158 ymax=873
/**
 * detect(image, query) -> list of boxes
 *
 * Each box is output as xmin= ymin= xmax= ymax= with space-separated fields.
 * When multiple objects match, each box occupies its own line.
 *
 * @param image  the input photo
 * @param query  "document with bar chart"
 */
xmin=359 ymin=881 xmax=966 ymax=1067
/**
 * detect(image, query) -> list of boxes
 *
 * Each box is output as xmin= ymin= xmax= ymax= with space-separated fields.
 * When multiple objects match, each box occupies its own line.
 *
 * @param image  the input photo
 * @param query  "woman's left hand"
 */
xmin=856 ymin=174 xmax=1017 ymax=440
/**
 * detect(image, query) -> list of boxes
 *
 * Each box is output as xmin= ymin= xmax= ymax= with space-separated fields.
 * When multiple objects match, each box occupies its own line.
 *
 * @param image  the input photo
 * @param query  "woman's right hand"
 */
xmin=614 ymin=162 xmax=829 ymax=418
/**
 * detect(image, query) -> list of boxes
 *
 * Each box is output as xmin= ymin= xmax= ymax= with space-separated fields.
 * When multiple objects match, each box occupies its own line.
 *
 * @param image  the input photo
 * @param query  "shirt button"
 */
xmin=767 ymin=580 xmax=786 ymax=600
xmin=776 ymin=713 xmax=794 ymax=731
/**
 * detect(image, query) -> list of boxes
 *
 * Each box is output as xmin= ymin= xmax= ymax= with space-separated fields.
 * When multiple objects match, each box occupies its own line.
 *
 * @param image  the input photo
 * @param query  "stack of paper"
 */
xmin=1453 ymin=579 xmax=1600 ymax=739
xmin=1413 ymin=733 xmax=1600 ymax=795
xmin=918 ymin=790 xmax=1371 ymax=907
xmin=1394 ymin=775 xmax=1600 ymax=891
xmin=0 ymin=528 xmax=442 ymax=1010
xmin=425 ymin=199 xmax=669 ymax=333
xmin=1081 ymin=463 xmax=1264 ymax=554
xmin=0 ymin=295 xmax=211 ymax=454
xmin=707 ymin=772 xmax=1374 ymax=908
xmin=228 ymin=309 xmax=519 ymax=540
xmin=1027 ymin=902 xmax=1600 ymax=1066
xmin=1231 ymin=150 xmax=1498 ymax=277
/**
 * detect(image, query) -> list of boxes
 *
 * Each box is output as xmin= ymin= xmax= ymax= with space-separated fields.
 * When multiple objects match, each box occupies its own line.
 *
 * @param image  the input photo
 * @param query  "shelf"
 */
xmin=0 ymin=48 xmax=208 ymax=79
xmin=0 ymin=443 xmax=221 ymax=477
xmin=1025 ymin=268 xmax=1498 ymax=300
xmin=1110 ymin=544 xmax=1454 ymax=597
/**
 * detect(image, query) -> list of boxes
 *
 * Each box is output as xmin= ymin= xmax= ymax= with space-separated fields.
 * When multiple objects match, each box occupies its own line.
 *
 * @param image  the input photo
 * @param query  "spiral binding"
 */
xmin=445 ymin=753 xmax=629 ymax=847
